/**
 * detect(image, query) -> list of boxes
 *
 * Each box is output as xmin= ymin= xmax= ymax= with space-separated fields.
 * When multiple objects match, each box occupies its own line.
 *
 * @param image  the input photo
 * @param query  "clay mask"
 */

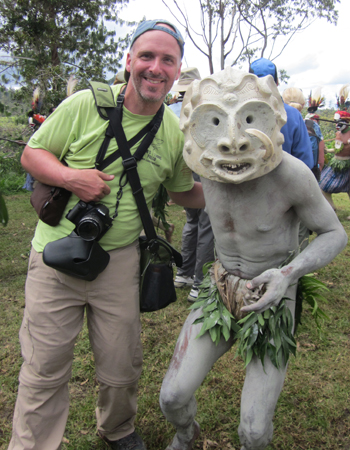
xmin=180 ymin=68 xmax=287 ymax=184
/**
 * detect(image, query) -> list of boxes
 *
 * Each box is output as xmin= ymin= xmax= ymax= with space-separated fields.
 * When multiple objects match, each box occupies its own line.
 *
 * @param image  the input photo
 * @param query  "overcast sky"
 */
xmin=120 ymin=0 xmax=349 ymax=109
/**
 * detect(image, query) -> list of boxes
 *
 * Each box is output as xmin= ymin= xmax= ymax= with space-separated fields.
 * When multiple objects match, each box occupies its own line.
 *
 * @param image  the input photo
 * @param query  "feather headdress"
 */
xmin=67 ymin=75 xmax=78 ymax=97
xmin=336 ymin=84 xmax=350 ymax=110
xmin=31 ymin=87 xmax=42 ymax=112
xmin=307 ymin=87 xmax=325 ymax=113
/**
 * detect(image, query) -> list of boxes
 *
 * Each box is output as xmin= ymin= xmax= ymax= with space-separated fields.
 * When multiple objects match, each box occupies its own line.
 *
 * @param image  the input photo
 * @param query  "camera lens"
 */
xmin=77 ymin=218 xmax=101 ymax=241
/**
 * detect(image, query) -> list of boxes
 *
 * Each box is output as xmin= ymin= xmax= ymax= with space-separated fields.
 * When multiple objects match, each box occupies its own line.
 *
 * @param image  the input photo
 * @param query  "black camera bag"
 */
xmin=139 ymin=235 xmax=181 ymax=312
xmin=43 ymin=232 xmax=110 ymax=281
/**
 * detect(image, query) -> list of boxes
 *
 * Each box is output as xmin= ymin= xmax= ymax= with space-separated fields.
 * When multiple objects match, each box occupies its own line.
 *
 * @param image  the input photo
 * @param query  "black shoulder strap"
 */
xmin=97 ymin=106 xmax=164 ymax=171
xmin=105 ymin=93 xmax=164 ymax=242
xmin=89 ymin=82 xmax=163 ymax=171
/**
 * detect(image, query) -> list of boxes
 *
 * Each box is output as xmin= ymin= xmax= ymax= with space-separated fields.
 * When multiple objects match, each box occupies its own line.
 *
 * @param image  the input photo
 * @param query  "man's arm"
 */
xmin=167 ymin=182 xmax=205 ymax=208
xmin=22 ymin=145 xmax=114 ymax=203
xmin=318 ymin=139 xmax=325 ymax=171
xmin=242 ymin=165 xmax=347 ymax=313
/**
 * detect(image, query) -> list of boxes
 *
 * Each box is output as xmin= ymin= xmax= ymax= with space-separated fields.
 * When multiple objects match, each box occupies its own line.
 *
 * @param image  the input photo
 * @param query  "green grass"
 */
xmin=1 ymin=194 xmax=350 ymax=449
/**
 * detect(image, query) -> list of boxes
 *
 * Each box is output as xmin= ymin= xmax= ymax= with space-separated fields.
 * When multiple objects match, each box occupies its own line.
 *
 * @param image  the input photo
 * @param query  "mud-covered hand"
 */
xmin=241 ymin=268 xmax=290 ymax=314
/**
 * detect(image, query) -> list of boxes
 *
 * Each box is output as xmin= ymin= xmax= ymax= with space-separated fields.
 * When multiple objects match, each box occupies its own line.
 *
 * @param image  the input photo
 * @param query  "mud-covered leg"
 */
xmin=322 ymin=191 xmax=336 ymax=210
xmin=160 ymin=308 xmax=233 ymax=450
xmin=239 ymin=291 xmax=296 ymax=450
xmin=238 ymin=355 xmax=287 ymax=450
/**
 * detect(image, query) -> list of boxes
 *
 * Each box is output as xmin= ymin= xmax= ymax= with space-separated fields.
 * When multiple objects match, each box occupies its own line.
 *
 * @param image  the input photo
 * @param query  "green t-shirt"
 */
xmin=29 ymin=84 xmax=194 ymax=252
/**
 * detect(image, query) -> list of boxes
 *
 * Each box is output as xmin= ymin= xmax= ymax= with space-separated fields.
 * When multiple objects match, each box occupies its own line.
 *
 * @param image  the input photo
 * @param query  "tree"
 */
xmin=162 ymin=0 xmax=339 ymax=76
xmin=0 ymin=0 xmax=134 ymax=111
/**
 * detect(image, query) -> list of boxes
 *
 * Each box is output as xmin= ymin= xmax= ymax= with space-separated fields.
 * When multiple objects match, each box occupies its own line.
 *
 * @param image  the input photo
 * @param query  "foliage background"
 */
xmin=0 ymin=0 xmax=134 ymax=113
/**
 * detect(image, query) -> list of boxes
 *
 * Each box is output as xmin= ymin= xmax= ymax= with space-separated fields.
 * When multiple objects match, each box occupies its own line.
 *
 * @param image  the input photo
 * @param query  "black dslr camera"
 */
xmin=66 ymin=201 xmax=113 ymax=241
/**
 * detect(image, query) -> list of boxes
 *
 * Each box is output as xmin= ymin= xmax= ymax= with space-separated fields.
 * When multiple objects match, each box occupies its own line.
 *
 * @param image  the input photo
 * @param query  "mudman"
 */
xmin=159 ymin=68 xmax=347 ymax=450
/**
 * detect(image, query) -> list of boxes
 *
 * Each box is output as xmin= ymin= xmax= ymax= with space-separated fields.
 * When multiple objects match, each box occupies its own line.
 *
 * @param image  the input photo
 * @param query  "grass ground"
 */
xmin=1 ymin=192 xmax=350 ymax=450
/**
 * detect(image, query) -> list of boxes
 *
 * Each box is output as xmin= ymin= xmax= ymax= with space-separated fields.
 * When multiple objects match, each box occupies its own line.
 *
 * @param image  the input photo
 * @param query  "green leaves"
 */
xmin=152 ymin=185 xmax=171 ymax=230
xmin=296 ymin=274 xmax=330 ymax=333
xmin=235 ymin=299 xmax=297 ymax=370
xmin=191 ymin=268 xmax=297 ymax=369
xmin=192 ymin=268 xmax=329 ymax=371
xmin=191 ymin=272 xmax=235 ymax=347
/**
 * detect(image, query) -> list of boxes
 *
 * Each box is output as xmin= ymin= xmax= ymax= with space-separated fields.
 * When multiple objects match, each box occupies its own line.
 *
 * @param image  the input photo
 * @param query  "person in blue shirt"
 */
xmin=282 ymin=87 xmax=325 ymax=179
xmin=304 ymin=112 xmax=325 ymax=175
xmin=249 ymin=58 xmax=314 ymax=169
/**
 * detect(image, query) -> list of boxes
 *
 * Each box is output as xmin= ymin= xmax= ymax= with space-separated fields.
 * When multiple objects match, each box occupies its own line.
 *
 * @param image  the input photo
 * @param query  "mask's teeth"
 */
xmin=221 ymin=163 xmax=250 ymax=174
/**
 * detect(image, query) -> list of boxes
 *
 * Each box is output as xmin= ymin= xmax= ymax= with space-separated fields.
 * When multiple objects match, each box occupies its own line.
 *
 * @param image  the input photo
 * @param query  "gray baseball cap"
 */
xmin=125 ymin=19 xmax=184 ymax=82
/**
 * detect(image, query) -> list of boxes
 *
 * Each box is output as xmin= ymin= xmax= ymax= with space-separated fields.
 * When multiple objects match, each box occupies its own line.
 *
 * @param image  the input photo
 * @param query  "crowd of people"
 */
xmin=10 ymin=18 xmax=349 ymax=450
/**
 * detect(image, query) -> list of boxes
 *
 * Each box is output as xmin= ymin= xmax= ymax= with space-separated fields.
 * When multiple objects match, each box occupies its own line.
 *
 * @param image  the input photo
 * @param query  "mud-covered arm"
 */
xmin=21 ymin=145 xmax=114 ymax=203
xmin=167 ymin=181 xmax=205 ymax=208
xmin=242 ymin=166 xmax=348 ymax=314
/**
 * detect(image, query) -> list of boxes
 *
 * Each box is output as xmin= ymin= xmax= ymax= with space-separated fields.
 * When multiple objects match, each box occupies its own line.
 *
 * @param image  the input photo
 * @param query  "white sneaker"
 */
xmin=187 ymin=286 xmax=199 ymax=303
xmin=174 ymin=275 xmax=194 ymax=288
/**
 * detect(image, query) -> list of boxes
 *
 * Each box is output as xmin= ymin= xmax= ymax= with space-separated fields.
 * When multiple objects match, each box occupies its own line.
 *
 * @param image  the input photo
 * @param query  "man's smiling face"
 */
xmin=126 ymin=26 xmax=182 ymax=105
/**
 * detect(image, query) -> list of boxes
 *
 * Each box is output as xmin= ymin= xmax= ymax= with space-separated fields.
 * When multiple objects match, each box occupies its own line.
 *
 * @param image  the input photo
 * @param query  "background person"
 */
xmin=9 ymin=19 xmax=205 ymax=450
xmin=282 ymin=87 xmax=325 ymax=179
xmin=319 ymin=109 xmax=350 ymax=212
xmin=304 ymin=112 xmax=325 ymax=177
xmin=169 ymin=67 xmax=215 ymax=302
xmin=282 ymin=86 xmax=305 ymax=112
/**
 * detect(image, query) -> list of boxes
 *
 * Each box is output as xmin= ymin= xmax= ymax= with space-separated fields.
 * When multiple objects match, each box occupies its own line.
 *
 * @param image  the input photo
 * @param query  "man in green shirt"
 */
xmin=8 ymin=20 xmax=205 ymax=450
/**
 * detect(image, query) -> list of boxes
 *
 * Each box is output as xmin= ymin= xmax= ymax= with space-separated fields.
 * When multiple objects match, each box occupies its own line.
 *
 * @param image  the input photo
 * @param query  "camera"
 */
xmin=66 ymin=201 xmax=113 ymax=241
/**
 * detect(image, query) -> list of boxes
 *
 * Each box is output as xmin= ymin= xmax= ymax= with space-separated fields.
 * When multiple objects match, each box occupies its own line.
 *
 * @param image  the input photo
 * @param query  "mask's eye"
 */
xmin=189 ymin=104 xmax=228 ymax=148
xmin=238 ymin=102 xmax=275 ymax=137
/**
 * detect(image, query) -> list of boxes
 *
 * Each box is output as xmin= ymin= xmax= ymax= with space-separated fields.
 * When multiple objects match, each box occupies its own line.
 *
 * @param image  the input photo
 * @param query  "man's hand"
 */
xmin=21 ymin=146 xmax=114 ymax=203
xmin=21 ymin=145 xmax=114 ymax=203
xmin=63 ymin=168 xmax=114 ymax=202
xmin=241 ymin=268 xmax=290 ymax=314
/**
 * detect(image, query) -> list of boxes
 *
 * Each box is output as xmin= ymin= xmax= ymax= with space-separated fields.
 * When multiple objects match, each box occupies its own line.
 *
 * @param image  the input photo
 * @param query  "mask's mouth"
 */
xmin=200 ymin=152 xmax=257 ymax=181
xmin=221 ymin=162 xmax=251 ymax=175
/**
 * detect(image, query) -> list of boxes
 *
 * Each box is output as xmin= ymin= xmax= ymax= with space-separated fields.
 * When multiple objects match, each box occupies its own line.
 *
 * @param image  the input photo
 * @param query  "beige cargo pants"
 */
xmin=8 ymin=241 xmax=142 ymax=450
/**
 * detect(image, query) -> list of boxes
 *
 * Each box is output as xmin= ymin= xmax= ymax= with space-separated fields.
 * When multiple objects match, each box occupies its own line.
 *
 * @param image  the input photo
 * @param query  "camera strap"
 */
xmin=104 ymin=89 xmax=164 ymax=243
xmin=92 ymin=84 xmax=164 ymax=171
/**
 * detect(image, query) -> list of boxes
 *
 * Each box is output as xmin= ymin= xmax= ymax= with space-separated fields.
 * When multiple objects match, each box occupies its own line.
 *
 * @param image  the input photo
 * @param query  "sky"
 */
xmin=119 ymin=0 xmax=349 ymax=109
